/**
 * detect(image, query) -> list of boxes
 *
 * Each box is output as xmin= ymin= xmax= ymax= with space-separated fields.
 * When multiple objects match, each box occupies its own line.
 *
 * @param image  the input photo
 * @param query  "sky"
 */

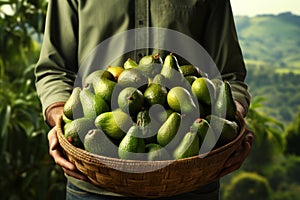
xmin=230 ymin=0 xmax=300 ymax=16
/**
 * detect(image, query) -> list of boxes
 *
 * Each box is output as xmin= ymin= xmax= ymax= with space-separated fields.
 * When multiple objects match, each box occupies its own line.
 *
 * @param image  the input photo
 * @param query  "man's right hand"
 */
xmin=46 ymin=103 xmax=88 ymax=181
xmin=48 ymin=126 xmax=88 ymax=181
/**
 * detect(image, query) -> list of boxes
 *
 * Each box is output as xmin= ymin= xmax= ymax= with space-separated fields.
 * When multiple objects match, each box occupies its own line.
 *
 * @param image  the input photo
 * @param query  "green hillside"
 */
xmin=235 ymin=12 xmax=300 ymax=69
xmin=234 ymin=12 xmax=300 ymax=124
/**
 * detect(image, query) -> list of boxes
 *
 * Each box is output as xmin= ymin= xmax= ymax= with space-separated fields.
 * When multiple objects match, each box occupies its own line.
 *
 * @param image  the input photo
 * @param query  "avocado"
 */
xmin=84 ymin=129 xmax=118 ymax=158
xmin=148 ymin=105 xmax=173 ymax=125
xmin=167 ymin=86 xmax=198 ymax=115
xmin=173 ymin=131 xmax=200 ymax=160
xmin=143 ymin=83 xmax=168 ymax=108
xmin=94 ymin=110 xmax=133 ymax=140
xmin=118 ymin=125 xmax=145 ymax=160
xmin=79 ymin=84 xmax=109 ymax=119
xmin=136 ymin=110 xmax=161 ymax=144
xmin=160 ymin=53 xmax=185 ymax=88
xmin=180 ymin=65 xmax=200 ymax=77
xmin=138 ymin=53 xmax=163 ymax=78
xmin=117 ymin=68 xmax=148 ymax=91
xmin=190 ymin=118 xmax=218 ymax=153
xmin=184 ymin=75 xmax=197 ymax=85
xmin=62 ymin=113 xmax=72 ymax=125
xmin=213 ymin=80 xmax=237 ymax=120
xmin=64 ymin=117 xmax=95 ymax=147
xmin=206 ymin=115 xmax=239 ymax=146
xmin=145 ymin=143 xmax=171 ymax=161
xmin=93 ymin=77 xmax=116 ymax=104
xmin=191 ymin=77 xmax=216 ymax=107
xmin=117 ymin=87 xmax=144 ymax=117
xmin=124 ymin=58 xmax=138 ymax=69
xmin=63 ymin=87 xmax=83 ymax=120
xmin=157 ymin=112 xmax=181 ymax=147
xmin=152 ymin=74 xmax=168 ymax=87
xmin=84 ymin=69 xmax=115 ymax=86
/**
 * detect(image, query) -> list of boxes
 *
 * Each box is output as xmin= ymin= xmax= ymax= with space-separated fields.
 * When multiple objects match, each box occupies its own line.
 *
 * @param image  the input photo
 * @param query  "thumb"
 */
xmin=48 ymin=127 xmax=59 ymax=151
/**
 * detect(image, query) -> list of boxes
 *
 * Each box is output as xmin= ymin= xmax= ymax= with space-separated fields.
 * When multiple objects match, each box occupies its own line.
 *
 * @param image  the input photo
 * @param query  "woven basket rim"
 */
xmin=57 ymin=112 xmax=246 ymax=167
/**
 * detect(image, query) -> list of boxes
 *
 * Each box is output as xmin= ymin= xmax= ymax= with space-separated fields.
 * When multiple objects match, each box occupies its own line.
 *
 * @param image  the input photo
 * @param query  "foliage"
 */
xmin=272 ymin=184 xmax=300 ymax=200
xmin=245 ymin=64 xmax=300 ymax=125
xmin=221 ymin=96 xmax=293 ymax=199
xmin=259 ymin=155 xmax=300 ymax=192
xmin=284 ymin=155 xmax=300 ymax=184
xmin=284 ymin=107 xmax=300 ymax=155
xmin=243 ymin=96 xmax=285 ymax=172
xmin=0 ymin=0 xmax=47 ymax=79
xmin=0 ymin=64 xmax=66 ymax=200
xmin=0 ymin=0 xmax=66 ymax=199
xmin=223 ymin=172 xmax=272 ymax=200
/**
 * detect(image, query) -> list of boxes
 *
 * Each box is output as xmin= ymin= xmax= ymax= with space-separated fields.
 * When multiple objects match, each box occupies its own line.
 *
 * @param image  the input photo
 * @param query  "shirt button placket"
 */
xmin=135 ymin=0 xmax=150 ymax=60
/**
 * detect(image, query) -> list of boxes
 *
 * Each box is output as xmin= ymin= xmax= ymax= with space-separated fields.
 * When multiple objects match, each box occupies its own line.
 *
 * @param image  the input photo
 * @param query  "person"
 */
xmin=35 ymin=0 xmax=254 ymax=199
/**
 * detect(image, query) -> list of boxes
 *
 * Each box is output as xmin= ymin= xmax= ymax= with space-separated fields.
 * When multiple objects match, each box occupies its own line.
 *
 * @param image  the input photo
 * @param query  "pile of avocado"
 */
xmin=62 ymin=53 xmax=240 ymax=161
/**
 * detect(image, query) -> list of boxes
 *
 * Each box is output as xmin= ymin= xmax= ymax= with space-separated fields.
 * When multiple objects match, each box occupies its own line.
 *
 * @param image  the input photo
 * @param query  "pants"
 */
xmin=66 ymin=180 xmax=220 ymax=200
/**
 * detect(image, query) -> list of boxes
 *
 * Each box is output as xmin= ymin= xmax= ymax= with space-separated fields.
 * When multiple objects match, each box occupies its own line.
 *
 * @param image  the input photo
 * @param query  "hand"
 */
xmin=46 ymin=103 xmax=88 ymax=181
xmin=48 ymin=126 xmax=88 ymax=181
xmin=217 ymin=101 xmax=254 ymax=177
xmin=218 ymin=129 xmax=254 ymax=178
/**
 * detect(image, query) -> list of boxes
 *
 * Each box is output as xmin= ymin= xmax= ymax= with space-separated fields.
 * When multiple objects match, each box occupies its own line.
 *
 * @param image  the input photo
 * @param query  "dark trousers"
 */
xmin=66 ymin=180 xmax=220 ymax=200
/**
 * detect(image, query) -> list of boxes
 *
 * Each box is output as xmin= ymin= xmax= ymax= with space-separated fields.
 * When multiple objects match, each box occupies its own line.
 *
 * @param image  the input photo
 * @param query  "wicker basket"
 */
xmin=57 ymin=113 xmax=246 ymax=198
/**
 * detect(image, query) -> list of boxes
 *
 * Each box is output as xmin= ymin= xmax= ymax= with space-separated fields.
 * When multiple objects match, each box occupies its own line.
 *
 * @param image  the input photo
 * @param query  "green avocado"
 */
xmin=84 ymin=129 xmax=118 ymax=158
xmin=190 ymin=118 xmax=218 ymax=153
xmin=79 ymin=84 xmax=109 ymax=119
xmin=160 ymin=53 xmax=185 ymax=88
xmin=173 ymin=131 xmax=200 ymax=160
xmin=145 ymin=143 xmax=171 ymax=161
xmin=157 ymin=112 xmax=181 ymax=147
xmin=124 ymin=58 xmax=138 ymax=69
xmin=64 ymin=117 xmax=95 ymax=147
xmin=206 ymin=115 xmax=239 ymax=146
xmin=118 ymin=125 xmax=145 ymax=160
xmin=94 ymin=110 xmax=133 ymax=140
xmin=63 ymin=87 xmax=83 ymax=120
xmin=138 ymin=53 xmax=163 ymax=78
xmin=143 ymin=83 xmax=168 ymax=108
xmin=213 ymin=80 xmax=237 ymax=120
xmin=117 ymin=68 xmax=148 ymax=91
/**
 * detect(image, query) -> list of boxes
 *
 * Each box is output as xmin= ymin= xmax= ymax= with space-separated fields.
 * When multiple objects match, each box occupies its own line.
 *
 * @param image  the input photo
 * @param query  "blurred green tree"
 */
xmin=285 ymin=107 xmax=300 ymax=156
xmin=223 ymin=172 xmax=272 ymax=200
xmin=244 ymin=96 xmax=285 ymax=172
xmin=0 ymin=0 xmax=66 ymax=199
xmin=0 ymin=0 xmax=47 ymax=78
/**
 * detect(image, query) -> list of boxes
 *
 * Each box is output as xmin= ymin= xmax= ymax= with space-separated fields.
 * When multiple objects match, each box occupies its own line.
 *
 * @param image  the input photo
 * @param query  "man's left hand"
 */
xmin=218 ymin=129 xmax=254 ymax=177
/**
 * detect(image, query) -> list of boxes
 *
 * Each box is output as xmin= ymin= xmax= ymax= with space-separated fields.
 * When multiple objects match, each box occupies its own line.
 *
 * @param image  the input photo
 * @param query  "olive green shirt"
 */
xmin=35 ymin=0 xmax=250 ymax=196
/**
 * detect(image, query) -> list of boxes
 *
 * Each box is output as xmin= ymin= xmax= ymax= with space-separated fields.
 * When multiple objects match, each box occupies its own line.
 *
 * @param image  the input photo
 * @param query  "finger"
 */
xmin=48 ymin=127 xmax=59 ymax=151
xmin=47 ymin=127 xmax=77 ymax=171
xmin=62 ymin=167 xmax=89 ymax=181
xmin=218 ymin=131 xmax=254 ymax=177
xmin=218 ymin=162 xmax=242 ymax=177
xmin=51 ymin=148 xmax=76 ymax=171
xmin=244 ymin=130 xmax=254 ymax=146
xmin=47 ymin=127 xmax=88 ymax=181
xmin=219 ymin=144 xmax=251 ymax=177
xmin=225 ymin=141 xmax=251 ymax=168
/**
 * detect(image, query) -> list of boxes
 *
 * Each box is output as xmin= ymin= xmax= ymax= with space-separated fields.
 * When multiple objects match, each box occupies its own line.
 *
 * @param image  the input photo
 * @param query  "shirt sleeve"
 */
xmin=203 ymin=0 xmax=251 ymax=114
xmin=34 ymin=0 xmax=79 ymax=118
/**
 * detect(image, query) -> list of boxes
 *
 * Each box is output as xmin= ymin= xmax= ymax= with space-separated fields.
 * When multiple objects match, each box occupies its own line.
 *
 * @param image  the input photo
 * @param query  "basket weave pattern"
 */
xmin=57 ymin=114 xmax=246 ymax=198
